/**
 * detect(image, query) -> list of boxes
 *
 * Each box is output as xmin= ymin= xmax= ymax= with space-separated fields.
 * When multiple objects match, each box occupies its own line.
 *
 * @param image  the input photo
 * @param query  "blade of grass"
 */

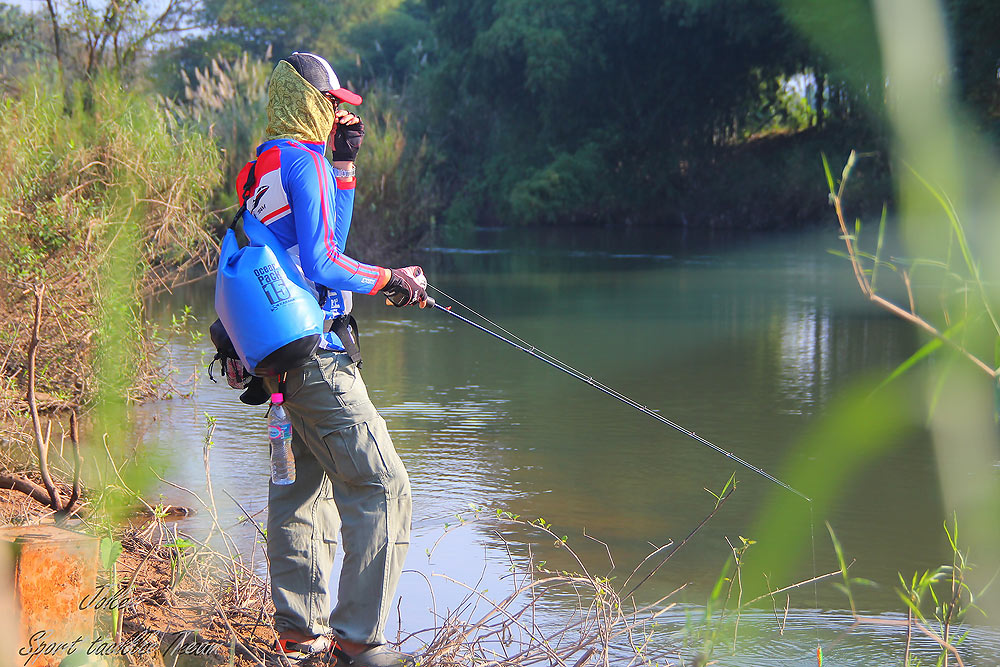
xmin=872 ymin=204 xmax=888 ymax=292
xmin=822 ymin=153 xmax=835 ymax=196
xmin=907 ymin=165 xmax=1000 ymax=338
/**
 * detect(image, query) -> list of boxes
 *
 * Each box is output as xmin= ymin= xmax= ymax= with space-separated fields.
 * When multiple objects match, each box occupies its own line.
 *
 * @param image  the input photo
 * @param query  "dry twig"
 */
xmin=26 ymin=285 xmax=61 ymax=511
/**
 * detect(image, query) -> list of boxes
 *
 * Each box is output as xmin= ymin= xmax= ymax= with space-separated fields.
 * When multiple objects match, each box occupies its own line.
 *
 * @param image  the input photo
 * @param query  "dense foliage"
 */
xmin=421 ymin=0 xmax=822 ymax=225
xmin=1 ymin=0 xmax=998 ymax=231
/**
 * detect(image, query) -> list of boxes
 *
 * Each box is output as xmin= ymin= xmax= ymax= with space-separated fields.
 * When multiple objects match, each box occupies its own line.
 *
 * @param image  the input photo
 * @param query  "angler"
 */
xmin=214 ymin=51 xmax=428 ymax=667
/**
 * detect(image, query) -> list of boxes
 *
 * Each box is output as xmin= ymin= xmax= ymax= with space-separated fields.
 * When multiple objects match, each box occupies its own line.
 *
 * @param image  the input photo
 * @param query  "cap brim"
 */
xmin=330 ymin=88 xmax=362 ymax=106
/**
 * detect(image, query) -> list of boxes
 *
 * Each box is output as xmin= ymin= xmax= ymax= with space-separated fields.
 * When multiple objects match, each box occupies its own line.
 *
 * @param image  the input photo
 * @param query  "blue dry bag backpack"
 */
xmin=214 ymin=201 xmax=325 ymax=377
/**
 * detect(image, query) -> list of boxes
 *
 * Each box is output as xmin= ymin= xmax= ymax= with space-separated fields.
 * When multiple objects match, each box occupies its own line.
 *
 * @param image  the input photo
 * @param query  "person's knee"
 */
xmin=384 ymin=467 xmax=410 ymax=502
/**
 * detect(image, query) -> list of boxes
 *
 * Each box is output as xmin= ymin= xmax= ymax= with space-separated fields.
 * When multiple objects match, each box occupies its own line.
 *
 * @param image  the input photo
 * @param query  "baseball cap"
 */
xmin=284 ymin=51 xmax=363 ymax=106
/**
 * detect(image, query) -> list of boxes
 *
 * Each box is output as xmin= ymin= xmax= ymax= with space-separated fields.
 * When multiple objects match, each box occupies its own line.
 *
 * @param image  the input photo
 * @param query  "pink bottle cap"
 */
xmin=271 ymin=392 xmax=284 ymax=404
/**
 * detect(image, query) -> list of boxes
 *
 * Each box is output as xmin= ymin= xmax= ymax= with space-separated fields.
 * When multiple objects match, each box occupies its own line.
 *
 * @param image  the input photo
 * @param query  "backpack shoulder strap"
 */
xmin=227 ymin=159 xmax=259 ymax=249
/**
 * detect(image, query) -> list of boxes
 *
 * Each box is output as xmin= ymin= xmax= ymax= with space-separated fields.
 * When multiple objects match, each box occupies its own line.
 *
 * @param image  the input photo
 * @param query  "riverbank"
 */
xmin=0 ymin=478 xmax=276 ymax=666
xmin=0 ymin=445 xmax=688 ymax=667
xmin=0 ymin=412 xmax=283 ymax=666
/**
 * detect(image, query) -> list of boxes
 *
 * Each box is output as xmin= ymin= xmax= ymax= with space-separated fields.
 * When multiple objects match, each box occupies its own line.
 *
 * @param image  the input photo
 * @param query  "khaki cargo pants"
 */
xmin=263 ymin=350 xmax=411 ymax=646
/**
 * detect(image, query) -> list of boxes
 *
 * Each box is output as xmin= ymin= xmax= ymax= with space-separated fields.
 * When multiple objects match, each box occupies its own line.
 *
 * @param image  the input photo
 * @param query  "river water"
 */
xmin=138 ymin=226 xmax=999 ymax=665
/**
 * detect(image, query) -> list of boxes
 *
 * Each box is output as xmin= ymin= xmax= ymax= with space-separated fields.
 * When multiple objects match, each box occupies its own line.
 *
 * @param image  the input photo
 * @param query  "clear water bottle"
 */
xmin=268 ymin=393 xmax=295 ymax=485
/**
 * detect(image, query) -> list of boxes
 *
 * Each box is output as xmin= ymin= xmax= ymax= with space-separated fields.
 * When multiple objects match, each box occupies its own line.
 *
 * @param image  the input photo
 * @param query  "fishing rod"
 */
xmin=421 ymin=287 xmax=811 ymax=502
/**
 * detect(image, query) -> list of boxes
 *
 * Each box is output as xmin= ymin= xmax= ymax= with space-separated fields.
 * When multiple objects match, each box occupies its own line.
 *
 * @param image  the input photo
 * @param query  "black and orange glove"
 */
xmin=381 ymin=266 xmax=428 ymax=307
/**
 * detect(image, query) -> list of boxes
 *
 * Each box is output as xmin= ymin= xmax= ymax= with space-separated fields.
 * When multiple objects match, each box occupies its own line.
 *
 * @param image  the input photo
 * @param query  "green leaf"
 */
xmin=943 ymin=515 xmax=959 ymax=552
xmin=896 ymin=589 xmax=928 ymax=620
xmin=873 ymin=319 xmax=968 ymax=394
xmin=821 ymin=153 xmax=835 ymax=196
xmin=99 ymin=537 xmax=123 ymax=570
xmin=906 ymin=165 xmax=1000 ymax=336
xmin=165 ymin=538 xmax=195 ymax=549
xmin=907 ymin=258 xmax=951 ymax=271
xmin=828 ymin=523 xmax=849 ymax=580
xmin=841 ymin=150 xmax=857 ymax=192
xmin=873 ymin=338 xmax=943 ymax=392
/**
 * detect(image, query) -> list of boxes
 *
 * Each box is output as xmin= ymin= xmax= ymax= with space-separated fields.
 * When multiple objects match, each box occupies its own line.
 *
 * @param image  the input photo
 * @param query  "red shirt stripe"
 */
xmin=260 ymin=204 xmax=290 ymax=224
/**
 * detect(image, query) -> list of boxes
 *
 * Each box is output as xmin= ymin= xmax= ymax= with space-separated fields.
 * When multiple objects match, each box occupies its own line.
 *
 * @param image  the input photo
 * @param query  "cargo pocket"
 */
xmin=321 ymin=417 xmax=405 ymax=490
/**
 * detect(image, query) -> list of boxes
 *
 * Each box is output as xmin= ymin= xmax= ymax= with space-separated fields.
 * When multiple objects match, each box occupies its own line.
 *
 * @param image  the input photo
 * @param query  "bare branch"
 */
xmin=745 ymin=568 xmax=843 ymax=606
xmin=26 ymin=285 xmax=61 ymax=511
xmin=63 ymin=409 xmax=83 ymax=515
xmin=831 ymin=160 xmax=998 ymax=378
xmin=0 ymin=473 xmax=63 ymax=509
xmin=620 ymin=483 xmax=735 ymax=599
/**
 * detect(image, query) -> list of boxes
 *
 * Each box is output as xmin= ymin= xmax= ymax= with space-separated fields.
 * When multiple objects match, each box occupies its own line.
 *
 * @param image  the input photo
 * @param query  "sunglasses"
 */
xmin=324 ymin=93 xmax=341 ymax=110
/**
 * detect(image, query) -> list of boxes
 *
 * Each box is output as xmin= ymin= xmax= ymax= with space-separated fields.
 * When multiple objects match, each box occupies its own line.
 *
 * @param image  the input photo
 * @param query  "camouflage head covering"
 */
xmin=265 ymin=60 xmax=336 ymax=144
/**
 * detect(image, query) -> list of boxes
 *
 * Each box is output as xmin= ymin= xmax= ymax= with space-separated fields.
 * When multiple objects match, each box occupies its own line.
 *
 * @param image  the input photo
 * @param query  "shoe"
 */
xmin=274 ymin=635 xmax=336 ymax=664
xmin=274 ymin=637 xmax=416 ymax=667
xmin=341 ymin=644 xmax=416 ymax=667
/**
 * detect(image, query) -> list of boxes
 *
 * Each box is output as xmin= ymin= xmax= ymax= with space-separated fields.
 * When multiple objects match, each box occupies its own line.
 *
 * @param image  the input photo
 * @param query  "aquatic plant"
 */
xmin=824 ymin=150 xmax=1000 ymax=387
xmin=825 ymin=518 xmax=986 ymax=667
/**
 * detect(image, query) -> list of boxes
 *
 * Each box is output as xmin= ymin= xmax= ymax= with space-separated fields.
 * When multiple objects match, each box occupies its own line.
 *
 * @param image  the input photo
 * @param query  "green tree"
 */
xmin=0 ymin=3 xmax=45 ymax=72
xmin=421 ymin=0 xmax=821 ymax=226
xmin=341 ymin=0 xmax=434 ymax=85
xmin=945 ymin=0 xmax=1000 ymax=131
xmin=157 ymin=0 xmax=426 ymax=97
xmin=34 ymin=0 xmax=199 ymax=79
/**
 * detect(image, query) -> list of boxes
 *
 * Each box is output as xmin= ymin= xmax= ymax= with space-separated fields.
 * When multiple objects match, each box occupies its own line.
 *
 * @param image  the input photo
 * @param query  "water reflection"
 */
xmin=777 ymin=295 xmax=832 ymax=415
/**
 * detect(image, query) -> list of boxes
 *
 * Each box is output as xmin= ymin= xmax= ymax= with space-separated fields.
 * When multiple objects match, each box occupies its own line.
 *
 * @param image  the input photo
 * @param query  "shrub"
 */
xmin=0 ymin=70 xmax=220 ymax=400
xmin=346 ymin=86 xmax=439 ymax=263
xmin=163 ymin=52 xmax=271 ymax=213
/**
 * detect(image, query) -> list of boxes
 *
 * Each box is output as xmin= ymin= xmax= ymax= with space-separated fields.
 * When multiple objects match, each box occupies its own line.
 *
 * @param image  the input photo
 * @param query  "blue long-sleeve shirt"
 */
xmin=236 ymin=138 xmax=388 ymax=350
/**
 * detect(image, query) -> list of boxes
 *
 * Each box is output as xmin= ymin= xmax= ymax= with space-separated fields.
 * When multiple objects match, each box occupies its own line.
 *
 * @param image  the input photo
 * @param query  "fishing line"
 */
xmin=424 ymin=282 xmax=824 ymax=662
xmin=424 ymin=283 xmax=811 ymax=503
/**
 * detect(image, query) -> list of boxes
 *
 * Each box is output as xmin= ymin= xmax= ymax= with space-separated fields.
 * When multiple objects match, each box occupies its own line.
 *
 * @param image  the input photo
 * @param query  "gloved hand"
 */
xmin=331 ymin=112 xmax=364 ymax=163
xmin=381 ymin=266 xmax=428 ymax=307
